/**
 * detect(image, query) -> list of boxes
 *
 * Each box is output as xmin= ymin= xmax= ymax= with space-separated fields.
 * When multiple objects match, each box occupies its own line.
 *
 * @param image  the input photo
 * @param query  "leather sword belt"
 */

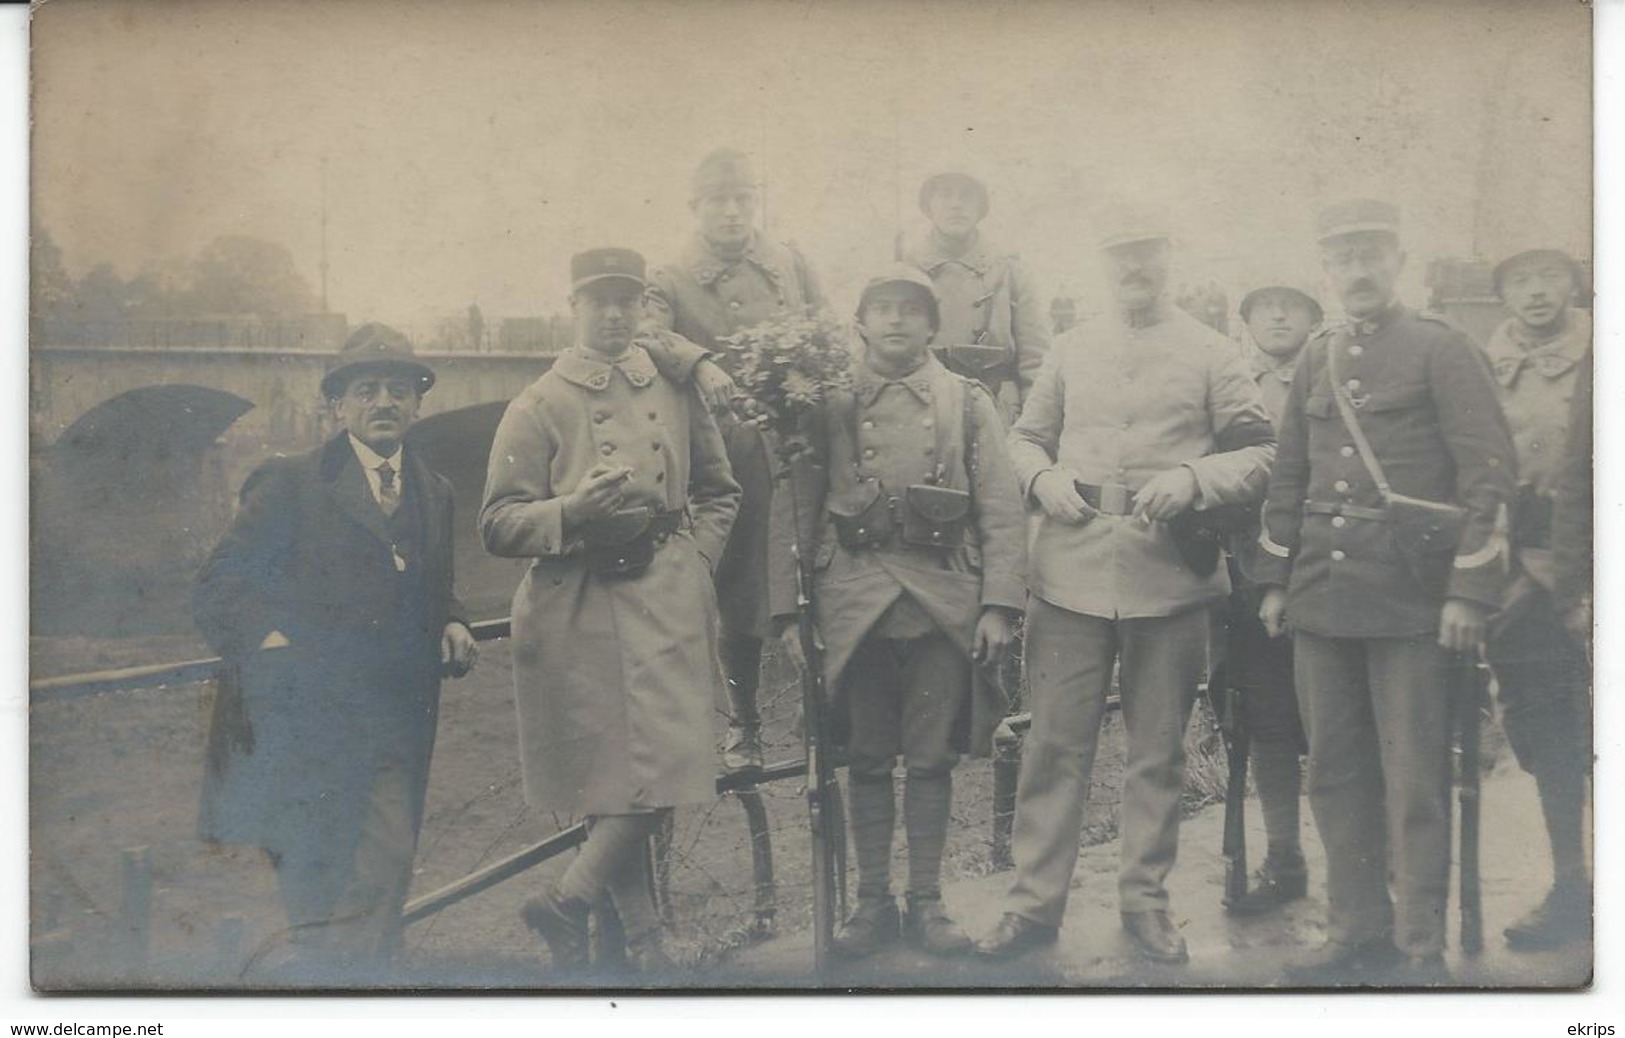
xmin=1074 ymin=481 xmax=1136 ymax=516
xmin=1303 ymin=501 xmax=1389 ymax=522
xmin=582 ymin=507 xmax=688 ymax=577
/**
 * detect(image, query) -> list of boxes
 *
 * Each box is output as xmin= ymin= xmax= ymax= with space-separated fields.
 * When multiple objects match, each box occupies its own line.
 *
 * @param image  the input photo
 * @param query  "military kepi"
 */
xmin=1316 ymin=198 xmax=1401 ymax=243
xmin=322 ymin=321 xmax=436 ymax=400
xmin=1096 ymin=200 xmax=1172 ymax=251
xmin=570 ymin=247 xmax=647 ymax=294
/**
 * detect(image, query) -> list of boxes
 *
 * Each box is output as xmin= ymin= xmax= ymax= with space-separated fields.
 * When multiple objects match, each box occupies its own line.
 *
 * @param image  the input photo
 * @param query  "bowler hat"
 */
xmin=322 ymin=322 xmax=435 ymax=400
xmin=570 ymin=247 xmax=648 ymax=294
xmin=1316 ymin=198 xmax=1401 ymax=244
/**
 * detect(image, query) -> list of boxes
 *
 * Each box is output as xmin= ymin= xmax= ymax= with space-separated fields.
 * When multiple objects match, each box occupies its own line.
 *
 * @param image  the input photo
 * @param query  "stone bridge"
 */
xmin=30 ymin=344 xmax=556 ymax=452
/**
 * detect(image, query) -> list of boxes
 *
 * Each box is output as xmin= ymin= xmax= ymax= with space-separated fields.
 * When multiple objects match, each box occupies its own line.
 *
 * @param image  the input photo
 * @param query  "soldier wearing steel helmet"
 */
xmin=1216 ymin=278 xmax=1324 ymax=915
xmin=1256 ymin=200 xmax=1517 ymax=984
xmin=643 ymin=146 xmax=829 ymax=774
xmin=1482 ymin=246 xmax=1592 ymax=952
xmin=897 ymin=169 xmax=1051 ymax=422
xmin=769 ymin=264 xmax=1028 ymax=959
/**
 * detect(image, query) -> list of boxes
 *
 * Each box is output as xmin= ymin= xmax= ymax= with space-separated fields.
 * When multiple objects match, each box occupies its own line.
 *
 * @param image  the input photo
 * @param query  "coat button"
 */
xmin=1330 ymin=549 xmax=1347 ymax=561
xmin=729 ymin=300 xmax=742 ymax=310
xmin=864 ymin=447 xmax=877 ymax=459
xmin=922 ymin=418 xmax=934 ymax=429
xmin=594 ymin=411 xmax=610 ymax=423
xmin=1334 ymin=479 xmax=1350 ymax=493
xmin=1346 ymin=378 xmax=1362 ymax=392
xmin=862 ymin=420 xmax=875 ymax=429
xmin=648 ymin=411 xmax=658 ymax=420
xmin=1340 ymin=445 xmax=1356 ymax=457
xmin=923 ymin=446 xmax=935 ymax=456
xmin=600 ymin=443 xmax=617 ymax=455
xmin=652 ymin=442 xmax=662 ymax=451
xmin=1332 ymin=515 xmax=1347 ymax=528
xmin=1348 ymin=345 xmax=1364 ymax=358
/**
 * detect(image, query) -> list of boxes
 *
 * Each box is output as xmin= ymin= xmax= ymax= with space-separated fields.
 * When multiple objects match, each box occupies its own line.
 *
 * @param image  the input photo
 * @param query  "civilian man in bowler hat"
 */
xmin=194 ymin=322 xmax=478 ymax=977
xmin=897 ymin=168 xmax=1051 ymax=422
xmin=1256 ymin=200 xmax=1516 ymax=983
xmin=978 ymin=204 xmax=1276 ymax=965
xmin=481 ymin=248 xmax=739 ymax=975
xmin=643 ymin=147 xmax=829 ymax=775
xmin=1482 ymin=246 xmax=1592 ymax=951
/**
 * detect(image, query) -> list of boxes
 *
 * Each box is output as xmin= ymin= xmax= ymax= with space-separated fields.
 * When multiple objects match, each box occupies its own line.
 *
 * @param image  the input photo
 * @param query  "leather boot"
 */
xmin=830 ymin=896 xmax=900 ymax=959
xmin=1281 ymin=938 xmax=1402 ymax=985
xmin=1224 ymin=851 xmax=1309 ymax=916
xmin=1120 ymin=909 xmax=1189 ymax=965
xmin=520 ymin=884 xmax=592 ymax=974
xmin=722 ymin=723 xmax=764 ymax=774
xmin=903 ymin=895 xmax=972 ymax=957
xmin=974 ymin=913 xmax=1059 ymax=961
xmin=1505 ymin=882 xmax=1592 ymax=951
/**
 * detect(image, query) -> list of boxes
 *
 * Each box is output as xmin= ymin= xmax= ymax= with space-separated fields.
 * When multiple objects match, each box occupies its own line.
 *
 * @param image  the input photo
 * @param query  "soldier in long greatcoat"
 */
xmin=480 ymin=248 xmax=739 ymax=974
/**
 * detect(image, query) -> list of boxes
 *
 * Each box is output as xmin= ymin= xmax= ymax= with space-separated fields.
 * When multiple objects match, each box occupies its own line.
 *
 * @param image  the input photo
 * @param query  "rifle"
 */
xmin=789 ymin=481 xmax=845 ymax=976
xmin=1452 ymin=651 xmax=1486 ymax=955
xmin=1212 ymin=659 xmax=1251 ymax=910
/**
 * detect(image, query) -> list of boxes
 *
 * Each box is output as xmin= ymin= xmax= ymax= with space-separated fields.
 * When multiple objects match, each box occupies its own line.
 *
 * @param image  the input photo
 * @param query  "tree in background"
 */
xmin=467 ymin=303 xmax=485 ymax=352
xmin=182 ymin=235 xmax=317 ymax=318
xmin=30 ymin=230 xmax=74 ymax=318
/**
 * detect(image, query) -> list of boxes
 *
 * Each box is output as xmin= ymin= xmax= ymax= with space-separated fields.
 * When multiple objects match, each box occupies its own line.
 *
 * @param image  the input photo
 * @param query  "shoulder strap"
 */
xmin=972 ymin=262 xmax=1011 ymax=344
xmin=1325 ymin=335 xmax=1392 ymax=500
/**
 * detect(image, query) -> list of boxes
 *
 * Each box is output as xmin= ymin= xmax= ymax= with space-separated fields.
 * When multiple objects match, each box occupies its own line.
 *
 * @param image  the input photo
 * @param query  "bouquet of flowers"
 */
xmin=715 ymin=311 xmax=854 ymax=446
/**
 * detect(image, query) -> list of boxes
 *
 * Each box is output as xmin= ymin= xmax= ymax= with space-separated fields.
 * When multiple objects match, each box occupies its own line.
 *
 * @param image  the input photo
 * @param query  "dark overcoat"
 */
xmin=194 ymin=434 xmax=466 ymax=863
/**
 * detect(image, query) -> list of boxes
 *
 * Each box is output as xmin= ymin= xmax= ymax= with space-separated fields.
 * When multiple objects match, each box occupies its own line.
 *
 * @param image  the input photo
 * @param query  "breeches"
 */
xmin=841 ymin=630 xmax=968 ymax=778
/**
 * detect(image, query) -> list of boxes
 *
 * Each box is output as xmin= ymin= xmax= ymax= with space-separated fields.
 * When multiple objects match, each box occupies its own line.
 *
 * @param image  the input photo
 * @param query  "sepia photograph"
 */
xmin=24 ymin=0 xmax=1597 ymax=999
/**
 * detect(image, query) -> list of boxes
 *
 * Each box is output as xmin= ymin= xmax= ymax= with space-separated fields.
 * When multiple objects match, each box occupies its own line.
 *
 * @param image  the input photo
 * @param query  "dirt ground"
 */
xmin=29 ymin=633 xmax=1138 ymax=991
xmin=33 ymin=631 xmax=1574 ymax=994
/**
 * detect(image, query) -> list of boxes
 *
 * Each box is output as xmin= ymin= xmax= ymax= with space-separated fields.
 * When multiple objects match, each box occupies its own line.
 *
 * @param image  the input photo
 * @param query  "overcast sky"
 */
xmin=32 ymin=0 xmax=1591 ymax=337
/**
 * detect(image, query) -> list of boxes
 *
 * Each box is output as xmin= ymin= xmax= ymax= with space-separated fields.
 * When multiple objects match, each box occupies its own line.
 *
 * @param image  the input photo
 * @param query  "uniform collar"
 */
xmin=1486 ymin=310 xmax=1590 ymax=387
xmin=853 ymin=351 xmax=940 ymax=405
xmin=1347 ymin=300 xmax=1407 ymax=337
xmin=899 ymin=226 xmax=994 ymax=275
xmin=552 ymin=345 xmax=658 ymax=392
xmin=683 ymin=231 xmax=786 ymax=287
xmin=1246 ymin=339 xmax=1303 ymax=384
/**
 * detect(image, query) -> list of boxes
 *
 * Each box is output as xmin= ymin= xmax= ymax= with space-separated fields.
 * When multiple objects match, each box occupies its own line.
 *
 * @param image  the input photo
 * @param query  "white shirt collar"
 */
xmin=348 ymin=434 xmax=403 ymax=472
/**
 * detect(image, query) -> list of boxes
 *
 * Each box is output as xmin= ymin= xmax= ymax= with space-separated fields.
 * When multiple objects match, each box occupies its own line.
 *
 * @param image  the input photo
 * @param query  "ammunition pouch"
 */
xmin=1387 ymin=492 xmax=1468 ymax=592
xmin=932 ymin=343 xmax=1015 ymax=387
xmin=1167 ymin=503 xmax=1256 ymax=577
xmin=582 ymin=507 xmax=683 ymax=577
xmin=900 ymin=483 xmax=972 ymax=550
xmin=831 ymin=479 xmax=894 ymax=550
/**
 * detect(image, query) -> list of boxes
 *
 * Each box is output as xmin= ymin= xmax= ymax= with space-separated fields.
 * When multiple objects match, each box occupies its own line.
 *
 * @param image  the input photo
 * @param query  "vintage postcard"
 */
xmin=27 ymin=0 xmax=1594 ymax=996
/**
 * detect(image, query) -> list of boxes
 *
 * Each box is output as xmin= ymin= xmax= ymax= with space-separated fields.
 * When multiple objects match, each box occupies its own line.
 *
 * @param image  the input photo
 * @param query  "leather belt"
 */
xmin=1304 ymin=501 xmax=1388 ymax=522
xmin=1075 ymin=481 xmax=1135 ymax=517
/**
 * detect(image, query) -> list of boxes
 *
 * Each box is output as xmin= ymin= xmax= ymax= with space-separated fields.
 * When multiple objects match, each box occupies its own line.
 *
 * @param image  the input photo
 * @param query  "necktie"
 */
xmin=376 ymin=461 xmax=400 ymax=517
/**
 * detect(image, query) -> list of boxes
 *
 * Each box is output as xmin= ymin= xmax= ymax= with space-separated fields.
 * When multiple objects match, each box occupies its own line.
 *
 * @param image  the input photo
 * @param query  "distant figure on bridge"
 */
xmin=194 ymin=323 xmax=479 ymax=978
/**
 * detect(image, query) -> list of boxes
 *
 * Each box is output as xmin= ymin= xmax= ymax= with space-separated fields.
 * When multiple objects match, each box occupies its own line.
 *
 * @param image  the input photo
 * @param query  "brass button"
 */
xmin=924 ymin=446 xmax=935 ymax=456
xmin=1330 ymin=549 xmax=1347 ymax=561
xmin=648 ymin=411 xmax=658 ymax=420
xmin=1331 ymin=516 xmax=1347 ymax=528
xmin=863 ymin=447 xmax=877 ymax=458
xmin=1348 ymin=345 xmax=1364 ymax=358
xmin=655 ymin=472 xmax=665 ymax=483
xmin=593 ymin=411 xmax=610 ymax=423
xmin=1334 ymin=479 xmax=1350 ymax=493
xmin=728 ymin=300 xmax=741 ymax=310
xmin=600 ymin=443 xmax=616 ymax=455
xmin=922 ymin=418 xmax=934 ymax=429
xmin=862 ymin=420 xmax=875 ymax=429
xmin=1340 ymin=445 xmax=1356 ymax=458
xmin=652 ymin=442 xmax=662 ymax=451
xmin=1346 ymin=378 xmax=1362 ymax=392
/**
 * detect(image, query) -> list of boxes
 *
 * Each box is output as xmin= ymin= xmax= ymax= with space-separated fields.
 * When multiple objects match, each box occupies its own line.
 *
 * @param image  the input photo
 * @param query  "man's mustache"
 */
xmin=1348 ymin=278 xmax=1378 ymax=294
xmin=368 ymin=409 xmax=402 ymax=421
